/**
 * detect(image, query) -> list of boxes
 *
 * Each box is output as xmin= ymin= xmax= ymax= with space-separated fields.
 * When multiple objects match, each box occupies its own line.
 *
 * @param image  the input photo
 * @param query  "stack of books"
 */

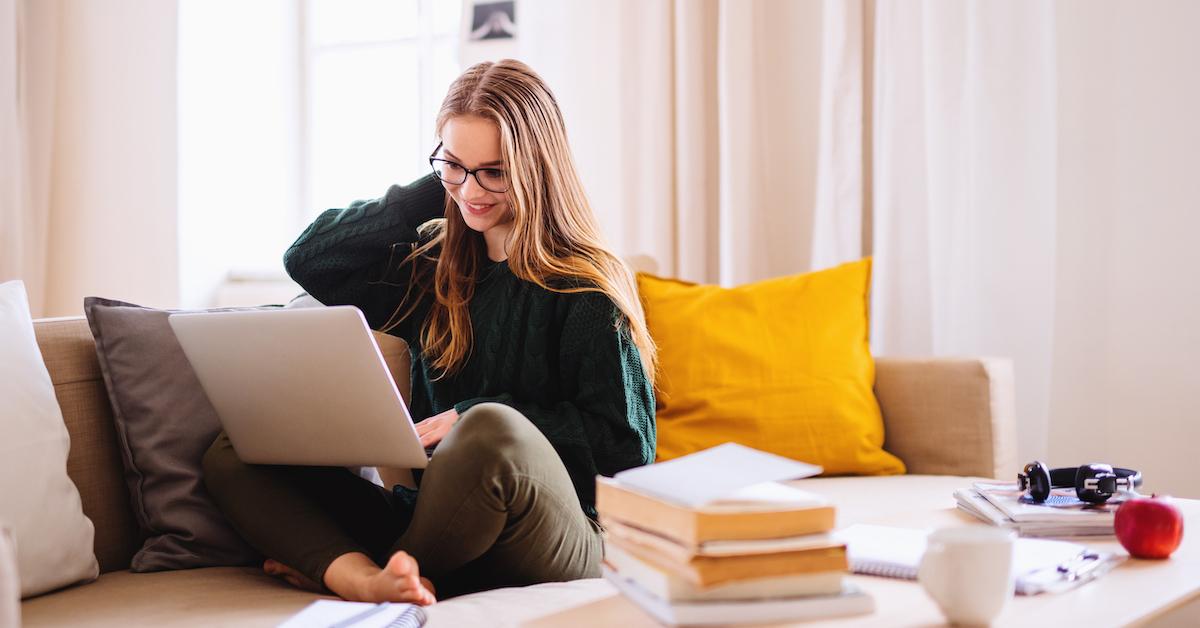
xmin=596 ymin=476 xmax=874 ymax=626
xmin=955 ymin=482 xmax=1122 ymax=537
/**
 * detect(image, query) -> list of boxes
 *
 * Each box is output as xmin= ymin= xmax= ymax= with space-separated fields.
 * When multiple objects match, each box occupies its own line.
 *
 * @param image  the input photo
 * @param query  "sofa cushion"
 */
xmin=31 ymin=315 xmax=416 ymax=574
xmin=18 ymin=566 xmax=614 ymax=628
xmin=0 ymin=281 xmax=100 ymax=597
xmin=84 ymin=298 xmax=262 ymax=572
xmin=19 ymin=567 xmax=320 ymax=627
xmin=637 ymin=259 xmax=905 ymax=476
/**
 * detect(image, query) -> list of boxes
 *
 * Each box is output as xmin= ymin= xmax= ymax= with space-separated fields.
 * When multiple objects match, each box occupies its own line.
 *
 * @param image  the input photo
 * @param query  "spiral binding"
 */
xmin=852 ymin=560 xmax=918 ymax=580
xmin=383 ymin=605 xmax=428 ymax=628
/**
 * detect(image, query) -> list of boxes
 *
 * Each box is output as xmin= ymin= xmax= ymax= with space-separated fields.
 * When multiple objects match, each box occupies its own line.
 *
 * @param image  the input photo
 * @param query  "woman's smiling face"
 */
xmin=436 ymin=115 xmax=512 ymax=246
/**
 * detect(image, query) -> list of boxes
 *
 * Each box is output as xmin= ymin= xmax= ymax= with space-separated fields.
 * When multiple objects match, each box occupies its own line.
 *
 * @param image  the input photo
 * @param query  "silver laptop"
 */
xmin=169 ymin=306 xmax=428 ymax=469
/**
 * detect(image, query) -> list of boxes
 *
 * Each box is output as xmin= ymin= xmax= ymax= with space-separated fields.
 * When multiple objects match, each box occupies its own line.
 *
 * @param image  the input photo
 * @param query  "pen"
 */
xmin=1056 ymin=551 xmax=1103 ymax=582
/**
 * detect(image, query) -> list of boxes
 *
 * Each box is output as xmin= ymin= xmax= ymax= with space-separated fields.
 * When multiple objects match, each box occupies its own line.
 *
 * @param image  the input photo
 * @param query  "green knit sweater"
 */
xmin=282 ymin=174 xmax=656 ymax=518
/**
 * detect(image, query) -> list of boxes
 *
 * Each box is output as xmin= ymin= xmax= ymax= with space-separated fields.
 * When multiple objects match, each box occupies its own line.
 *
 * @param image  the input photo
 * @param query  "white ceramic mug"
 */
xmin=918 ymin=526 xmax=1016 ymax=626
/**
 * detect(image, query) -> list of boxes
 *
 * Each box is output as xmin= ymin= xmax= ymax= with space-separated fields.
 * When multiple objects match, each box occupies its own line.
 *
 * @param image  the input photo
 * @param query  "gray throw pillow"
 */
xmin=83 ymin=297 xmax=263 ymax=572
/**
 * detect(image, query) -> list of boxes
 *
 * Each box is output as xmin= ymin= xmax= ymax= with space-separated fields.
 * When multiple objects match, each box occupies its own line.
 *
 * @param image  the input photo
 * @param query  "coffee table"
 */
xmin=524 ymin=476 xmax=1200 ymax=627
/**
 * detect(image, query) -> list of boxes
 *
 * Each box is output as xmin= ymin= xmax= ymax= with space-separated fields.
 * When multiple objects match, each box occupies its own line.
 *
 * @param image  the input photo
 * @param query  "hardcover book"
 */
xmin=600 ymin=516 xmax=841 ymax=562
xmin=602 ymin=566 xmax=873 ymax=626
xmin=604 ymin=533 xmax=848 ymax=588
xmin=595 ymin=477 xmax=835 ymax=546
xmin=603 ymin=541 xmax=845 ymax=602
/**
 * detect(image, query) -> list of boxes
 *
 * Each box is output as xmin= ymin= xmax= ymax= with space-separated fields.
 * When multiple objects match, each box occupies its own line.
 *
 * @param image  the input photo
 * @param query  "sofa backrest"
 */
xmin=33 ymin=318 xmax=140 ymax=574
xmin=32 ymin=314 xmax=1014 ymax=573
xmin=32 ymin=316 xmax=413 ymax=574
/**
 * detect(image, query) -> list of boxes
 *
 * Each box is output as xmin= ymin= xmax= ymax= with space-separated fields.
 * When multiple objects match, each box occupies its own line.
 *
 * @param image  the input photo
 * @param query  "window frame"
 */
xmin=294 ymin=0 xmax=457 ymax=233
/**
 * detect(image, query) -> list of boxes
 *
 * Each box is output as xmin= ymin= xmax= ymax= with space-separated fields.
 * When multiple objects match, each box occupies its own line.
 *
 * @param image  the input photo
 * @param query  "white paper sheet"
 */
xmin=612 ymin=443 xmax=822 ymax=507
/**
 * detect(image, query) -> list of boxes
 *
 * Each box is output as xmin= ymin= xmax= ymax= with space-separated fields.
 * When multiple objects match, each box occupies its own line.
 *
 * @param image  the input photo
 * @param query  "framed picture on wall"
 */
xmin=469 ymin=1 xmax=517 ymax=41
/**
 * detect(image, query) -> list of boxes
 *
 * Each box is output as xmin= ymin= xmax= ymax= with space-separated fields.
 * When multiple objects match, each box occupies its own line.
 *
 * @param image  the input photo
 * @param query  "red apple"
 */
xmin=1114 ymin=495 xmax=1184 ymax=559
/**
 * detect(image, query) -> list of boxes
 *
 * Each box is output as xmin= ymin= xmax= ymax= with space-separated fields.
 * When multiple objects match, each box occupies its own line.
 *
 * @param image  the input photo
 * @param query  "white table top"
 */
xmin=526 ymin=475 xmax=1200 ymax=627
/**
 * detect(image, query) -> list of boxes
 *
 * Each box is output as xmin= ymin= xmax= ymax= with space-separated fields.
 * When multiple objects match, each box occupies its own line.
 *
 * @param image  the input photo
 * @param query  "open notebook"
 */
xmin=833 ymin=524 xmax=1122 ymax=595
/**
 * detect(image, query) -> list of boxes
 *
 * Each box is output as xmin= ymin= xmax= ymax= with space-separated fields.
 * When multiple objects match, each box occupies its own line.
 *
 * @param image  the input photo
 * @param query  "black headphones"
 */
xmin=1017 ymin=461 xmax=1143 ymax=504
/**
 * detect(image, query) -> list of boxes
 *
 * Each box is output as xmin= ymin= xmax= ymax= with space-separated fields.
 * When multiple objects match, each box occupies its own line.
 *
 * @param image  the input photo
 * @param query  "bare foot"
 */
xmin=323 ymin=551 xmax=436 ymax=605
xmin=263 ymin=558 xmax=324 ymax=593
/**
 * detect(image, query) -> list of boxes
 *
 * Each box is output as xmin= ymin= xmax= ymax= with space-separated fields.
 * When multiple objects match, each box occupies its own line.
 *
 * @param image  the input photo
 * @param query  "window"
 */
xmin=303 ymin=0 xmax=462 ymax=218
xmin=178 ymin=0 xmax=462 ymax=307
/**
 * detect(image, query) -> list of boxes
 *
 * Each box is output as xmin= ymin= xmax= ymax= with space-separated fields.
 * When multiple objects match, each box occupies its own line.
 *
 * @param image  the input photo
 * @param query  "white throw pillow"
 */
xmin=0 ymin=281 xmax=99 ymax=597
xmin=0 ymin=524 xmax=19 ymax=624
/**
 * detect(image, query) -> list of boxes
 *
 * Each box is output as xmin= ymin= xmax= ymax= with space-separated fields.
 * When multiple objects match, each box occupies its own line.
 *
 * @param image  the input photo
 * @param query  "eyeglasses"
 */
xmin=428 ymin=142 xmax=510 ymax=193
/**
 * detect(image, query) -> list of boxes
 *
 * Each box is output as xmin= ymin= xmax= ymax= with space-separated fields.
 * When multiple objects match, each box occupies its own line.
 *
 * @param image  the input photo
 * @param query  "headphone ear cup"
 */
xmin=1025 ymin=461 xmax=1052 ymax=502
xmin=1076 ymin=463 xmax=1116 ymax=504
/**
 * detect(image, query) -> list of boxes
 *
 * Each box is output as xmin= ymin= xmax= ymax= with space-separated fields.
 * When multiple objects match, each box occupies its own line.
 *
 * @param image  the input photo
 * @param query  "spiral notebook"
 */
xmin=834 ymin=525 xmax=932 ymax=579
xmin=278 ymin=600 xmax=427 ymax=628
xmin=832 ymin=524 xmax=1120 ymax=595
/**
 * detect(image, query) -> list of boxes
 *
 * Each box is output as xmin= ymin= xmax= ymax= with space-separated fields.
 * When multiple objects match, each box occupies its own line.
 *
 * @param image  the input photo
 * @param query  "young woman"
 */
xmin=202 ymin=59 xmax=657 ymax=605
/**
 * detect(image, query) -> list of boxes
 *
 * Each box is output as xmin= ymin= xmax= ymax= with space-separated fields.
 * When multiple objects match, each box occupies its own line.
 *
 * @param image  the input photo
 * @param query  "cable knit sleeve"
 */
xmin=283 ymin=174 xmax=445 ymax=339
xmin=454 ymin=292 xmax=657 ymax=516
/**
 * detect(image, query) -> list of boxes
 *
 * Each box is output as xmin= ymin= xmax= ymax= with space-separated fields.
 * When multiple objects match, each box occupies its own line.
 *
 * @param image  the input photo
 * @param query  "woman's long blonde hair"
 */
xmin=385 ymin=59 xmax=657 ymax=384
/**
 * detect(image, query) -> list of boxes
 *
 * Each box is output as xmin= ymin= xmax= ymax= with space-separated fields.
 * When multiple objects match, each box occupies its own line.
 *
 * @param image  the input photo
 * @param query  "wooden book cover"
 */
xmin=595 ymin=477 xmax=836 ymax=545
xmin=605 ymin=534 xmax=848 ymax=588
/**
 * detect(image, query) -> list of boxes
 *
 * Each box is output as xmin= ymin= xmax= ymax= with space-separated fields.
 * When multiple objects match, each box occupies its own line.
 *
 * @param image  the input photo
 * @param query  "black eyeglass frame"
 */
xmin=428 ymin=142 xmax=510 ymax=193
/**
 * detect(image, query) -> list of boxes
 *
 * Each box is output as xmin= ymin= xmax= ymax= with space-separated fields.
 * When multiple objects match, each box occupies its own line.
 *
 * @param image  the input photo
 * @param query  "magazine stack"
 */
xmin=955 ymin=482 xmax=1122 ymax=537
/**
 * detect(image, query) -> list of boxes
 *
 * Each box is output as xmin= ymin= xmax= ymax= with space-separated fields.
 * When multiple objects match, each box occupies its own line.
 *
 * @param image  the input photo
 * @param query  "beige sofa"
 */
xmin=20 ymin=316 xmax=1018 ymax=627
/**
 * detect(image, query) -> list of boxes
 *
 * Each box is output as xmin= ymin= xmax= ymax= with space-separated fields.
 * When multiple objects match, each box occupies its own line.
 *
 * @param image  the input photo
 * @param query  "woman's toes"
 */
xmin=373 ymin=551 xmax=434 ymax=605
xmin=386 ymin=551 xmax=414 ymax=573
xmin=386 ymin=551 xmax=417 ymax=578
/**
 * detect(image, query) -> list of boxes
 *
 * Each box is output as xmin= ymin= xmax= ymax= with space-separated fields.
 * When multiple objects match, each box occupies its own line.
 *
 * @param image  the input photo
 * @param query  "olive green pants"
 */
xmin=202 ymin=403 xmax=602 ymax=598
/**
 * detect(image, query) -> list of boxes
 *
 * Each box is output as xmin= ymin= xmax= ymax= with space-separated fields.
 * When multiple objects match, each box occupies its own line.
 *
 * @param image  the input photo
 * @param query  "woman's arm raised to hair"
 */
xmin=283 ymin=175 xmax=445 ymax=335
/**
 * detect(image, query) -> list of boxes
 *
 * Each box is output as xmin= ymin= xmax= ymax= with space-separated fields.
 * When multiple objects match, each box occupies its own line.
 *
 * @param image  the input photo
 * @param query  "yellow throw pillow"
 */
xmin=638 ymin=258 xmax=905 ymax=475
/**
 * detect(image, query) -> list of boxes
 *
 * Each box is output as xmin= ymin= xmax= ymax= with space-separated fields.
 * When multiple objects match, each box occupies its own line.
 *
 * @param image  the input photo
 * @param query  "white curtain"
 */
xmin=870 ymin=0 xmax=1058 ymax=461
xmin=0 ymin=0 xmax=59 ymax=318
xmin=512 ymin=0 xmax=1064 ymax=466
xmin=812 ymin=0 xmax=868 ymax=270
xmin=520 ymin=0 xmax=858 ymax=286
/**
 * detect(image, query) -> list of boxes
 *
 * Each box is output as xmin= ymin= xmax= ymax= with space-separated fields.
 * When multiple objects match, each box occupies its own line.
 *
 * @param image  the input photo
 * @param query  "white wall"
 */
xmin=177 ymin=0 xmax=299 ymax=308
xmin=44 ymin=0 xmax=179 ymax=316
xmin=1050 ymin=1 xmax=1200 ymax=498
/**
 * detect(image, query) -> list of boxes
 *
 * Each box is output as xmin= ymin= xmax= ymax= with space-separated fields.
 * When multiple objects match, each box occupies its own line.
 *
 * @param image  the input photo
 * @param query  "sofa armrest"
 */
xmin=874 ymin=357 xmax=1018 ymax=479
